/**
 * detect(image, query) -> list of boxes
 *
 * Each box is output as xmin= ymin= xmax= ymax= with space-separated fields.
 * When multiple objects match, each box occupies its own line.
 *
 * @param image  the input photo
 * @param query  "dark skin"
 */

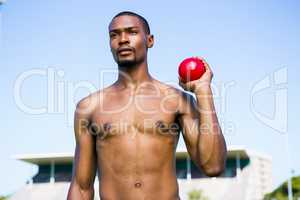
xmin=67 ymin=15 xmax=227 ymax=200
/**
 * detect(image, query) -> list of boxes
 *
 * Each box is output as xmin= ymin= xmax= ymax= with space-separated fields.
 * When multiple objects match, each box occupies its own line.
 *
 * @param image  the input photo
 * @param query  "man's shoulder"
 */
xmin=76 ymin=84 xmax=118 ymax=109
xmin=75 ymin=89 xmax=105 ymax=113
xmin=153 ymin=79 xmax=196 ymax=113
xmin=154 ymin=79 xmax=189 ymax=98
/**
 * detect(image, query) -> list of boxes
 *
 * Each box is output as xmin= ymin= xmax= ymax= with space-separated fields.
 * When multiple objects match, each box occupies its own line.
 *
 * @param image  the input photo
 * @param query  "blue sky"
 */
xmin=0 ymin=0 xmax=299 ymax=196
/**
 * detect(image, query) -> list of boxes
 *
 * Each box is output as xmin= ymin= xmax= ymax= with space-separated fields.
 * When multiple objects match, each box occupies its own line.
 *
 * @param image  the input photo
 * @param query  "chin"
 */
xmin=117 ymin=59 xmax=137 ymax=67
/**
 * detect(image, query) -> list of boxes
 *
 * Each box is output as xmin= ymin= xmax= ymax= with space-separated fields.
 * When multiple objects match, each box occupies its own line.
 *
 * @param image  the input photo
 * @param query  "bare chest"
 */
xmin=90 ymin=92 xmax=180 ymax=140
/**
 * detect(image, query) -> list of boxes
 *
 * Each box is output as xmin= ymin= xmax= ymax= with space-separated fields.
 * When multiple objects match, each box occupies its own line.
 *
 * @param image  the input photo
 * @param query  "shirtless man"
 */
xmin=67 ymin=11 xmax=227 ymax=200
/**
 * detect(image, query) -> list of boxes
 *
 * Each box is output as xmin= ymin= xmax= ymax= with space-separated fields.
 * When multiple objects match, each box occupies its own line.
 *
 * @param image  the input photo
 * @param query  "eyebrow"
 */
xmin=109 ymin=26 xmax=140 ymax=33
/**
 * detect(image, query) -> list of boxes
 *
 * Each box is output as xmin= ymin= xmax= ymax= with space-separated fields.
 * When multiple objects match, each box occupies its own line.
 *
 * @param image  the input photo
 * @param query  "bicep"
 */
xmin=178 ymin=92 xmax=200 ymax=162
xmin=72 ymin=103 xmax=97 ymax=189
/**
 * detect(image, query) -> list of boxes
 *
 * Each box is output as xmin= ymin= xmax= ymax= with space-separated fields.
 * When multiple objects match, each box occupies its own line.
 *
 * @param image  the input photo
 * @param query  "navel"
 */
xmin=134 ymin=181 xmax=142 ymax=188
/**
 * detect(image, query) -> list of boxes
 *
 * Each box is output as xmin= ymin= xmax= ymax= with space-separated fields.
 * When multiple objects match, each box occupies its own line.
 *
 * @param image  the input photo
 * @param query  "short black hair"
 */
xmin=110 ymin=11 xmax=151 ymax=34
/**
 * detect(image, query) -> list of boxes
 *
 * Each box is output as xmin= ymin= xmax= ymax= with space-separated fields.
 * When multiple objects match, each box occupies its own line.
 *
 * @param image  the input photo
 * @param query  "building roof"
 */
xmin=13 ymin=152 xmax=74 ymax=165
xmin=13 ymin=145 xmax=260 ymax=165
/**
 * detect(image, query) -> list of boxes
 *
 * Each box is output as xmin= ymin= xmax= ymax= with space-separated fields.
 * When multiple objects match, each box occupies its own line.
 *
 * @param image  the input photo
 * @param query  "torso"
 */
xmin=90 ymin=79 xmax=182 ymax=200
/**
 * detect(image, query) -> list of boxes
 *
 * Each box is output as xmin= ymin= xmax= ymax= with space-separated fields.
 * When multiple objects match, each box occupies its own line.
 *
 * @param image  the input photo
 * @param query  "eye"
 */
xmin=109 ymin=33 xmax=117 ymax=38
xmin=130 ymin=30 xmax=138 ymax=35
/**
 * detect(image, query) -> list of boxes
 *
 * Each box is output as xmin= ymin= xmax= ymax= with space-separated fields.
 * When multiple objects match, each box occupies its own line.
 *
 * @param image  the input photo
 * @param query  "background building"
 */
xmin=9 ymin=146 xmax=272 ymax=200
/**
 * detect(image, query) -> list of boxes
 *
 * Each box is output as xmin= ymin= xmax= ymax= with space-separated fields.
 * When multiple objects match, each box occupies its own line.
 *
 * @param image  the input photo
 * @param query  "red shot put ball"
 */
xmin=178 ymin=57 xmax=206 ymax=82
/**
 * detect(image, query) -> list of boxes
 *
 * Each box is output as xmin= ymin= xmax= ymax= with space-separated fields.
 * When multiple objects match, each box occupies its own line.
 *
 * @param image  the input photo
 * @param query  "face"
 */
xmin=109 ymin=15 xmax=154 ymax=67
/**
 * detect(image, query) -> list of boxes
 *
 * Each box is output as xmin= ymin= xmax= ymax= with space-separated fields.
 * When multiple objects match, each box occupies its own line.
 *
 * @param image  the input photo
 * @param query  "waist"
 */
xmin=98 ymin=176 xmax=179 ymax=200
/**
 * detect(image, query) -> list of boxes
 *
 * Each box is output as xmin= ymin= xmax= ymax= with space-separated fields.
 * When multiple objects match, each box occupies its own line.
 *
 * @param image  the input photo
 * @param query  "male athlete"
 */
xmin=67 ymin=11 xmax=227 ymax=200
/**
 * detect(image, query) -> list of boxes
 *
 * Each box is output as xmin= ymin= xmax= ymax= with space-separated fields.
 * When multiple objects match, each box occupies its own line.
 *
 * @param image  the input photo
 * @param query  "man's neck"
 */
xmin=115 ymin=61 xmax=153 ymax=91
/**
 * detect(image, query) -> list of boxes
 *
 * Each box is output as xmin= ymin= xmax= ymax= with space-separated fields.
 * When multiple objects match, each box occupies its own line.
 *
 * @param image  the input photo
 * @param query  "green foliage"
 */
xmin=264 ymin=176 xmax=300 ymax=200
xmin=188 ymin=189 xmax=209 ymax=200
xmin=0 ymin=196 xmax=7 ymax=200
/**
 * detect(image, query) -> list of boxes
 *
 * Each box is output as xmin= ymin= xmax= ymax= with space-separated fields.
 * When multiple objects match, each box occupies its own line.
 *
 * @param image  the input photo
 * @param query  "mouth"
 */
xmin=117 ymin=47 xmax=134 ymax=56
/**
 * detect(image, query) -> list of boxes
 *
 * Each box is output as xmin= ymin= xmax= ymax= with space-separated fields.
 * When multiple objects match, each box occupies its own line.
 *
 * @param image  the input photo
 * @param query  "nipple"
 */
xmin=156 ymin=120 xmax=169 ymax=133
xmin=103 ymin=123 xmax=112 ymax=132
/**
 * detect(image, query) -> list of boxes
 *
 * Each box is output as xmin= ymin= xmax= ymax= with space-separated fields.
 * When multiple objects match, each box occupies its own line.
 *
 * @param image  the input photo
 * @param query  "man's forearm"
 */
xmin=194 ymin=86 xmax=227 ymax=176
xmin=67 ymin=180 xmax=94 ymax=200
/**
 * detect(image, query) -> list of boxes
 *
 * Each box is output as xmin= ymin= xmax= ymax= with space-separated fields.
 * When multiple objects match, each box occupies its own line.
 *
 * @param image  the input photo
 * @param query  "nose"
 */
xmin=119 ymin=32 xmax=129 ymax=45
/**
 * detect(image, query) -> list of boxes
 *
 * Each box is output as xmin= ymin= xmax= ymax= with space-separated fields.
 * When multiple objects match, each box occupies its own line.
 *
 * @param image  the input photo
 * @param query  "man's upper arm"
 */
xmin=68 ymin=97 xmax=97 ymax=199
xmin=177 ymin=91 xmax=200 ymax=165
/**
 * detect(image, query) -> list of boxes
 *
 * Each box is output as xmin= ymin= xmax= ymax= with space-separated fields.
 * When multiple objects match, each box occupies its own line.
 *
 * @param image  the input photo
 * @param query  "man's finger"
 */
xmin=196 ymin=56 xmax=212 ymax=73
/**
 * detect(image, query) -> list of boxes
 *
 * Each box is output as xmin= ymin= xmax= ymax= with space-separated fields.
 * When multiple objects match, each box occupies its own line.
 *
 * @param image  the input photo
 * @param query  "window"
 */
xmin=175 ymin=156 xmax=250 ymax=179
xmin=32 ymin=165 xmax=51 ymax=183
xmin=55 ymin=164 xmax=72 ymax=182
xmin=191 ymin=161 xmax=206 ymax=178
xmin=176 ymin=158 xmax=187 ymax=179
xmin=220 ymin=159 xmax=236 ymax=177
xmin=190 ymin=158 xmax=250 ymax=178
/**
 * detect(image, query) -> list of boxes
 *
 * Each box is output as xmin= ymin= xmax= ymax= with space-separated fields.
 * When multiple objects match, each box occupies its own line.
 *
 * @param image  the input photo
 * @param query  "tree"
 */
xmin=264 ymin=176 xmax=300 ymax=200
xmin=188 ymin=189 xmax=210 ymax=200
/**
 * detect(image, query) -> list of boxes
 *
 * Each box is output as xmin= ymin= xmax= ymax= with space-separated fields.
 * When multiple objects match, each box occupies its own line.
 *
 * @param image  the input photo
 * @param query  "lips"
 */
xmin=117 ymin=47 xmax=133 ymax=55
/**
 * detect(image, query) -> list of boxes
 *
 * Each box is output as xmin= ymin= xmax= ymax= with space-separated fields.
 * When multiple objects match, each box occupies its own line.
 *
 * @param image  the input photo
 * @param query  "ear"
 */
xmin=147 ymin=34 xmax=154 ymax=48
